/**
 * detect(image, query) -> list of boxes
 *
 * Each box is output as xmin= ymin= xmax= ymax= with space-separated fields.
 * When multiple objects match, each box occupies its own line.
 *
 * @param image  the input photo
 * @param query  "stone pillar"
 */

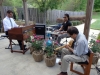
xmin=84 ymin=0 xmax=94 ymax=40
xmin=22 ymin=0 xmax=29 ymax=26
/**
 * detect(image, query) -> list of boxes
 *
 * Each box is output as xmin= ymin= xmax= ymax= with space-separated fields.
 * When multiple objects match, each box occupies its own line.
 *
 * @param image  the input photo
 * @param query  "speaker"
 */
xmin=35 ymin=23 xmax=45 ymax=39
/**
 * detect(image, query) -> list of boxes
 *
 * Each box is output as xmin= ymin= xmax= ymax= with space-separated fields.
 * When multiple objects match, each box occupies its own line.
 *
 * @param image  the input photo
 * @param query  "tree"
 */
xmin=94 ymin=0 xmax=100 ymax=12
xmin=28 ymin=0 xmax=65 ymax=12
xmin=3 ymin=0 xmax=22 ymax=7
xmin=58 ymin=0 xmax=87 ymax=11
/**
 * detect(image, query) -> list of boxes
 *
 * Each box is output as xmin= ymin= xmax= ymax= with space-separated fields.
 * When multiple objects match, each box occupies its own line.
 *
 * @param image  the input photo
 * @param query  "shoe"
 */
xmin=58 ymin=62 xmax=61 ymax=65
xmin=57 ymin=72 xmax=68 ymax=75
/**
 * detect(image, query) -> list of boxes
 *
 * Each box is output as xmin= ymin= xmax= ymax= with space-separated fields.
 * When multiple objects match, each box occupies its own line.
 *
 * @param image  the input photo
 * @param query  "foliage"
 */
xmin=90 ymin=12 xmax=100 ymax=30
xmin=28 ymin=0 xmax=65 ymax=12
xmin=3 ymin=0 xmax=22 ymax=7
xmin=43 ymin=39 xmax=58 ymax=58
xmin=58 ymin=0 xmax=87 ymax=11
xmin=45 ymin=46 xmax=53 ymax=58
xmin=90 ymin=19 xmax=100 ymax=30
xmin=97 ymin=33 xmax=100 ymax=40
xmin=13 ymin=7 xmax=18 ymax=20
xmin=92 ymin=12 xmax=100 ymax=19
xmin=27 ymin=34 xmax=44 ymax=51
xmin=89 ymin=33 xmax=100 ymax=53
xmin=94 ymin=0 xmax=100 ymax=12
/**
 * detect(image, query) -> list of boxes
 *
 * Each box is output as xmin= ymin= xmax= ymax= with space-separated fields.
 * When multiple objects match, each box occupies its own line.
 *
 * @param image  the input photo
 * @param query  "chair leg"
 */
xmin=70 ymin=63 xmax=84 ymax=75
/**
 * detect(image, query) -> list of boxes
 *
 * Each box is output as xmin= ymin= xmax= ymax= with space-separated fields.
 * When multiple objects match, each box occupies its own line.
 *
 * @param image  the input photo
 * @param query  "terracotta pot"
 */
xmin=32 ymin=50 xmax=44 ymax=62
xmin=44 ymin=54 xmax=56 ymax=67
xmin=92 ymin=53 xmax=99 ymax=64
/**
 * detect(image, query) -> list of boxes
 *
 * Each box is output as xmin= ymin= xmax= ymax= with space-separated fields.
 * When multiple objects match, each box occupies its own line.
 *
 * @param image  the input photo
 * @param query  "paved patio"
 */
xmin=0 ymin=19 xmax=100 ymax=75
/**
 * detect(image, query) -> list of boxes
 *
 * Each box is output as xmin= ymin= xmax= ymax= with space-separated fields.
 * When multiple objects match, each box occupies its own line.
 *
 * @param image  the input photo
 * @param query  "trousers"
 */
xmin=60 ymin=48 xmax=88 ymax=72
xmin=57 ymin=33 xmax=69 ymax=44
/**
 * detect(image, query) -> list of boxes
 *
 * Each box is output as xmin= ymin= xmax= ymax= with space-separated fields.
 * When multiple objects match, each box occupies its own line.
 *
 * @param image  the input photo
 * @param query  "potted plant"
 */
xmin=31 ymin=35 xmax=44 ymax=62
xmin=44 ymin=39 xmax=57 ymax=67
xmin=89 ymin=33 xmax=100 ymax=64
xmin=26 ymin=32 xmax=34 ymax=54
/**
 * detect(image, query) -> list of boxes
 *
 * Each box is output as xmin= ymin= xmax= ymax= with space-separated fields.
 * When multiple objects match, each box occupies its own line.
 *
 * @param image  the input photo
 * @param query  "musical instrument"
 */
xmin=54 ymin=39 xmax=74 ymax=50
xmin=8 ymin=25 xmax=35 ymax=54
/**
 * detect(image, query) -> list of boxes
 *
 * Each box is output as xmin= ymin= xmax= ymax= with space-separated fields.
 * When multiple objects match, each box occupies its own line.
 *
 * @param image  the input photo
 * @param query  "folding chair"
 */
xmin=1 ymin=34 xmax=16 ymax=49
xmin=70 ymin=48 xmax=94 ymax=75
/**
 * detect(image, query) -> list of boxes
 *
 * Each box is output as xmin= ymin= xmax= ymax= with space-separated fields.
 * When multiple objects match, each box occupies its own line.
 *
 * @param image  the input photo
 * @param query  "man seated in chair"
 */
xmin=55 ymin=14 xmax=72 ymax=45
xmin=3 ymin=10 xmax=26 ymax=50
xmin=57 ymin=27 xmax=89 ymax=75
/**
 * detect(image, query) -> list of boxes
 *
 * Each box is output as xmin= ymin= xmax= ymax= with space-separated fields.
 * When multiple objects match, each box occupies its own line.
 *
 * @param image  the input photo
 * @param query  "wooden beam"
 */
xmin=0 ymin=0 xmax=3 ymax=5
xmin=84 ymin=0 xmax=94 ymax=40
xmin=22 ymin=0 xmax=29 ymax=26
xmin=0 ymin=0 xmax=4 ymax=20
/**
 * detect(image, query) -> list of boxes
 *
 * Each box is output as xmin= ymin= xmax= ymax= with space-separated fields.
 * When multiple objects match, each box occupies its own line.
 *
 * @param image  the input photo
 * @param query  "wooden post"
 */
xmin=84 ymin=0 xmax=94 ymax=40
xmin=0 ymin=0 xmax=4 ymax=19
xmin=22 ymin=0 xmax=29 ymax=26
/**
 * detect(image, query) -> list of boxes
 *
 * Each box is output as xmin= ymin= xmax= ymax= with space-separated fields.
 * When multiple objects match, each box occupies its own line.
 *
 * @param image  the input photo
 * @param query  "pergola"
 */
xmin=0 ymin=0 xmax=94 ymax=40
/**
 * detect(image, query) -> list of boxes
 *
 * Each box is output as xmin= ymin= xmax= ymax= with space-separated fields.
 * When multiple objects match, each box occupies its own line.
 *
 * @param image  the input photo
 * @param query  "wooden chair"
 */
xmin=70 ymin=48 xmax=94 ymax=75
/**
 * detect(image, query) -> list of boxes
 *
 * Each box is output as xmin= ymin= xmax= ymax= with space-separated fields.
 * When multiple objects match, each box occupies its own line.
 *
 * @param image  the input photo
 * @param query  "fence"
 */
xmin=1 ymin=6 xmax=85 ymax=24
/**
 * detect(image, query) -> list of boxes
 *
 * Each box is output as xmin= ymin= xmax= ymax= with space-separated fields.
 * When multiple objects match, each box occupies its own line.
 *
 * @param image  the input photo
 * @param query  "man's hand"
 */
xmin=65 ymin=44 xmax=69 ymax=49
xmin=65 ymin=45 xmax=73 ymax=52
xmin=55 ymin=30 xmax=59 ymax=32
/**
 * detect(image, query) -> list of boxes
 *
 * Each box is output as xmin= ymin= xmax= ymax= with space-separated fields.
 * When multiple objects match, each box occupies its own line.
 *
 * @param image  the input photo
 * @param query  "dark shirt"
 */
xmin=62 ymin=20 xmax=72 ymax=31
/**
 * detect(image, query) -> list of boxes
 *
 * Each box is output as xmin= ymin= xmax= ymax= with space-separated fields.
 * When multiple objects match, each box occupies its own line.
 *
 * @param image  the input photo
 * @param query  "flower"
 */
xmin=96 ymin=40 xmax=100 ymax=43
xmin=89 ymin=33 xmax=100 ymax=53
xmin=43 ymin=39 xmax=58 ymax=58
xmin=31 ymin=35 xmax=43 ymax=51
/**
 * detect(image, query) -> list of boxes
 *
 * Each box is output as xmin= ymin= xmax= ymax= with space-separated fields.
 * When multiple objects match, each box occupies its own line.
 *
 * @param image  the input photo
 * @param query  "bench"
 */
xmin=0 ymin=34 xmax=16 ymax=49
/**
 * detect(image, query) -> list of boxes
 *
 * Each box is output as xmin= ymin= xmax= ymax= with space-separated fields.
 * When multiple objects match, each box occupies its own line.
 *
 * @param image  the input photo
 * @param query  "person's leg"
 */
xmin=5 ymin=31 xmax=8 ymax=35
xmin=57 ymin=33 xmax=69 ymax=44
xmin=17 ymin=40 xmax=22 ymax=49
xmin=61 ymin=48 xmax=72 ymax=60
xmin=60 ymin=55 xmax=88 ymax=72
xmin=17 ymin=40 xmax=26 ymax=50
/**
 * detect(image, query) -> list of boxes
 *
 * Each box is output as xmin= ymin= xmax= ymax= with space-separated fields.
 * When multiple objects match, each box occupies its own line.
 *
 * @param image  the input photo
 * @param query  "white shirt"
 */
xmin=3 ymin=16 xmax=18 ymax=31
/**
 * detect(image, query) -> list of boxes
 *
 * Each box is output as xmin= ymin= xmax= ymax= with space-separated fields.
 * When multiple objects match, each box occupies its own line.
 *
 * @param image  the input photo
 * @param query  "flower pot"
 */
xmin=29 ymin=47 xmax=34 ymax=54
xmin=44 ymin=54 xmax=56 ymax=67
xmin=32 ymin=50 xmax=44 ymax=62
xmin=92 ymin=53 xmax=99 ymax=64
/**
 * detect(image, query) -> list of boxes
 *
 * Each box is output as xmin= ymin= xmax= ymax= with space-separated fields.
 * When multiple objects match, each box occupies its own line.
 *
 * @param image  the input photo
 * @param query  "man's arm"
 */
xmin=63 ymin=26 xmax=71 ymax=33
xmin=3 ymin=19 xmax=11 ymax=30
xmin=65 ymin=40 xmax=86 ymax=56
xmin=59 ymin=25 xmax=63 ymax=31
xmin=12 ymin=18 xmax=19 ymax=27
xmin=65 ymin=45 xmax=74 ymax=52
xmin=73 ymin=41 xmax=86 ymax=56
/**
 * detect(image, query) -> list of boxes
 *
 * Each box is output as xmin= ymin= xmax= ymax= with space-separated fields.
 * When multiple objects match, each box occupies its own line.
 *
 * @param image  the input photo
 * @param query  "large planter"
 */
xmin=44 ymin=54 xmax=56 ymax=67
xmin=32 ymin=50 xmax=44 ymax=62
xmin=92 ymin=53 xmax=99 ymax=64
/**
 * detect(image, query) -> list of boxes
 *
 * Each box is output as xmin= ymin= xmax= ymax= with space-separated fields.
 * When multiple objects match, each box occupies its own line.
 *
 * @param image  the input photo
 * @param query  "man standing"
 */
xmin=3 ymin=10 xmax=25 ymax=50
xmin=56 ymin=14 xmax=72 ymax=45
xmin=58 ymin=27 xmax=89 ymax=75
